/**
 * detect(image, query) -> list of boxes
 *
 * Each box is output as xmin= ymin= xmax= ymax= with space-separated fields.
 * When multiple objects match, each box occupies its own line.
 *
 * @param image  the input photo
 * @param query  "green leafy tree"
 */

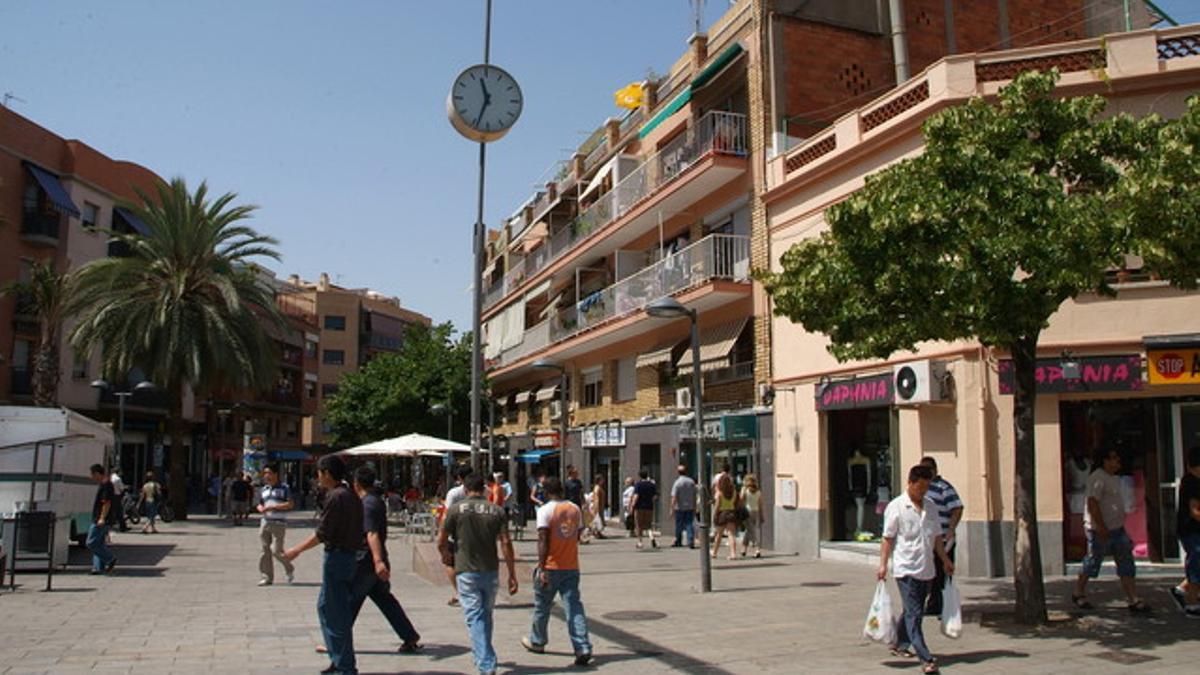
xmin=760 ymin=71 xmax=1199 ymax=624
xmin=324 ymin=322 xmax=471 ymax=449
xmin=69 ymin=178 xmax=282 ymax=519
xmin=1 ymin=260 xmax=74 ymax=406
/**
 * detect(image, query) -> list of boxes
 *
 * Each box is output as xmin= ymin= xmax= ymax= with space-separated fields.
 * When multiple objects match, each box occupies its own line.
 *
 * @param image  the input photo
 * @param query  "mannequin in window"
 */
xmin=847 ymin=450 xmax=872 ymax=535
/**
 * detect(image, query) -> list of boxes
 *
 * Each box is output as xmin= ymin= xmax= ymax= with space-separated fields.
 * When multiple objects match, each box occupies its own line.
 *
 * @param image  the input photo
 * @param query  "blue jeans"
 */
xmin=86 ymin=523 xmax=114 ymax=571
xmin=1081 ymin=527 xmax=1136 ymax=578
xmin=318 ymin=550 xmax=358 ymax=674
xmin=530 ymin=568 xmax=592 ymax=656
xmin=674 ymin=510 xmax=695 ymax=546
xmin=457 ymin=571 xmax=499 ymax=673
xmin=351 ymin=563 xmax=420 ymax=644
xmin=894 ymin=576 xmax=934 ymax=662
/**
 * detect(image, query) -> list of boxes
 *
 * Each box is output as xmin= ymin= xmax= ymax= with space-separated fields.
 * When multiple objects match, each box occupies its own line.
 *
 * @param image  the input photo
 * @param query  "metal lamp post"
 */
xmin=532 ymin=359 xmax=568 ymax=484
xmin=91 ymin=378 xmax=155 ymax=479
xmin=646 ymin=296 xmax=711 ymax=593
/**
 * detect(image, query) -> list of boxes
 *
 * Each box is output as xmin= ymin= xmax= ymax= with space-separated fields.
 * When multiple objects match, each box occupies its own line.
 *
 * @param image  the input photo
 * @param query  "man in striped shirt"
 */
xmin=920 ymin=456 xmax=962 ymax=616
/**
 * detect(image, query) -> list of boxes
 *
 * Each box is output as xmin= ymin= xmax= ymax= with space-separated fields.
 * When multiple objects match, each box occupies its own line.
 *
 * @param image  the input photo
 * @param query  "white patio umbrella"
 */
xmin=337 ymin=432 xmax=471 ymax=457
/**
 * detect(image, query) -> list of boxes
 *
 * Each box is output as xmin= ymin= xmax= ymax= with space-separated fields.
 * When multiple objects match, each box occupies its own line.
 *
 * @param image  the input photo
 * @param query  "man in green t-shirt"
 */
xmin=438 ymin=473 xmax=517 ymax=675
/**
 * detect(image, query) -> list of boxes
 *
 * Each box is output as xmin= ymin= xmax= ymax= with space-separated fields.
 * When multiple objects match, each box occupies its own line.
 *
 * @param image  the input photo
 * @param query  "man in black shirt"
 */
xmin=564 ymin=465 xmax=584 ymax=509
xmin=350 ymin=466 xmax=421 ymax=653
xmin=1170 ymin=446 xmax=1200 ymax=616
xmin=631 ymin=469 xmax=658 ymax=549
xmin=284 ymin=455 xmax=363 ymax=674
xmin=86 ymin=464 xmax=117 ymax=574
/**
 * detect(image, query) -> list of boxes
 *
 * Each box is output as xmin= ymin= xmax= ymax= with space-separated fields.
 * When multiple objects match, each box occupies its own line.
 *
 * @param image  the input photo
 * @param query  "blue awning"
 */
xmin=113 ymin=207 xmax=150 ymax=235
xmin=515 ymin=449 xmax=559 ymax=464
xmin=24 ymin=162 xmax=81 ymax=217
xmin=269 ymin=449 xmax=311 ymax=461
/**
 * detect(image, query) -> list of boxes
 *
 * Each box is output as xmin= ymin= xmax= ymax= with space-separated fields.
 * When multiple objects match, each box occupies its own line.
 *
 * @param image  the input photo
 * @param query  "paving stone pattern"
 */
xmin=0 ymin=514 xmax=1196 ymax=674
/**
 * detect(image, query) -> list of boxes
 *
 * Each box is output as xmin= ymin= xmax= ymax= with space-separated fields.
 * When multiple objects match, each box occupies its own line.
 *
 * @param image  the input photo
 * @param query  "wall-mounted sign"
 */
xmin=1147 ymin=348 xmax=1200 ymax=386
xmin=582 ymin=422 xmax=625 ymax=448
xmin=721 ymin=414 xmax=758 ymax=441
xmin=680 ymin=419 xmax=723 ymax=440
xmin=533 ymin=430 xmax=560 ymax=449
xmin=998 ymin=355 xmax=1143 ymax=394
xmin=815 ymin=373 xmax=894 ymax=411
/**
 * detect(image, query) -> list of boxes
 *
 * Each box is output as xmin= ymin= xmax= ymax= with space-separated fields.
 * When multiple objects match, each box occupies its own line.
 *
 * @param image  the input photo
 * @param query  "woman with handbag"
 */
xmin=739 ymin=474 xmax=764 ymax=558
xmin=711 ymin=473 xmax=740 ymax=560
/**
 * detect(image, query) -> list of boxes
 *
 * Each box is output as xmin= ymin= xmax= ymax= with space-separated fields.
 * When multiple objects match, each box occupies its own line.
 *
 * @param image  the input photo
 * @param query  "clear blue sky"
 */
xmin=2 ymin=1 xmax=1197 ymax=331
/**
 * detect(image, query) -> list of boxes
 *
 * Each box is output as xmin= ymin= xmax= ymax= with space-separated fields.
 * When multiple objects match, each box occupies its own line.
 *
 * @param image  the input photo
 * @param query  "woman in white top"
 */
xmin=740 ymin=474 xmax=764 ymax=558
xmin=137 ymin=471 xmax=161 ymax=534
xmin=621 ymin=477 xmax=636 ymax=537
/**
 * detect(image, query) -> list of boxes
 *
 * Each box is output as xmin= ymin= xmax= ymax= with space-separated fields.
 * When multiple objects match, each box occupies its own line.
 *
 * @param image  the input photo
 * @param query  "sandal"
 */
xmin=889 ymin=646 xmax=916 ymax=658
xmin=923 ymin=660 xmax=940 ymax=674
xmin=447 ymin=597 xmax=460 ymax=607
xmin=1128 ymin=599 xmax=1151 ymax=613
xmin=1071 ymin=594 xmax=1093 ymax=610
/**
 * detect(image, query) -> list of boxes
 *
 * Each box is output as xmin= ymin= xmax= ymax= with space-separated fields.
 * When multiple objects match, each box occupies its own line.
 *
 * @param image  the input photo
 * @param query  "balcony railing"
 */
xmin=494 ymin=234 xmax=750 ymax=369
xmin=703 ymin=360 xmax=754 ymax=386
xmin=484 ymin=110 xmax=748 ymax=312
xmin=10 ymin=367 xmax=32 ymax=396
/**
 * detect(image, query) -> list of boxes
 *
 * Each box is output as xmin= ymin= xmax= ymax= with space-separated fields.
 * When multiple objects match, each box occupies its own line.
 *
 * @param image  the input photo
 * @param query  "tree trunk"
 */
xmin=31 ymin=330 xmax=59 ymax=407
xmin=168 ymin=380 xmax=189 ymax=520
xmin=1011 ymin=335 xmax=1048 ymax=624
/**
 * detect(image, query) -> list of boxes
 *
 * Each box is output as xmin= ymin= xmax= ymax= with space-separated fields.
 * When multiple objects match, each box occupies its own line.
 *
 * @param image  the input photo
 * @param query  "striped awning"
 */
xmin=675 ymin=318 xmax=748 ymax=375
xmin=113 ymin=207 xmax=150 ymax=235
xmin=636 ymin=341 xmax=682 ymax=368
xmin=24 ymin=162 xmax=81 ymax=217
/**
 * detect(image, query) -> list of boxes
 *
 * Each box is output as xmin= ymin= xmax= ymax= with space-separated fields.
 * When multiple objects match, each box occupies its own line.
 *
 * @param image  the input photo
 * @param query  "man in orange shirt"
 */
xmin=520 ymin=477 xmax=593 ymax=666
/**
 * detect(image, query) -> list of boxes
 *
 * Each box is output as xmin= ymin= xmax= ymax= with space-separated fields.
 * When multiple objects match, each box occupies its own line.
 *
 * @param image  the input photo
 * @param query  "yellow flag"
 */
xmin=614 ymin=82 xmax=644 ymax=110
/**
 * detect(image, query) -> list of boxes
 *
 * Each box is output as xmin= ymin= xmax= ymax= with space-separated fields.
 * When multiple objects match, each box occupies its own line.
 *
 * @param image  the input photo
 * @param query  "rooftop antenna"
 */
xmin=2 ymin=92 xmax=25 ymax=108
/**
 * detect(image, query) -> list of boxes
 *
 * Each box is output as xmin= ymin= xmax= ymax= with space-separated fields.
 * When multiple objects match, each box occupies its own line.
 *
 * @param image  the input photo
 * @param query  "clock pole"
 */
xmin=469 ymin=0 xmax=493 ymax=475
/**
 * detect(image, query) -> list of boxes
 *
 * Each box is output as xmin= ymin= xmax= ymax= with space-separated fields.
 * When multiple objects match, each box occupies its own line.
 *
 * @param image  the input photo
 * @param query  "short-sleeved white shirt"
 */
xmin=882 ymin=494 xmax=942 ymax=581
xmin=1083 ymin=468 xmax=1125 ymax=531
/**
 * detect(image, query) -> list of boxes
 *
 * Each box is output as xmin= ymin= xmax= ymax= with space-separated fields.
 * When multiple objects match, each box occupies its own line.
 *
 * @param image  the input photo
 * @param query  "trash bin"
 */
xmin=16 ymin=511 xmax=54 ymax=554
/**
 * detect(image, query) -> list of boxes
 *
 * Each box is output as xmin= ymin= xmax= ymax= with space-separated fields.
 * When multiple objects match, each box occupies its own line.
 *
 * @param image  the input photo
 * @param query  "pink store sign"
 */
xmin=815 ymin=372 xmax=895 ymax=411
xmin=998 ymin=355 xmax=1143 ymax=394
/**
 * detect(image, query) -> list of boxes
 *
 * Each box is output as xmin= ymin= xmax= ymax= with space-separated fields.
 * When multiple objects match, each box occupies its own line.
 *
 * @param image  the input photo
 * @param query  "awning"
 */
xmin=690 ymin=43 xmax=745 ymax=89
xmin=269 ymin=449 xmax=311 ymax=461
xmin=676 ymin=318 xmax=748 ymax=375
xmin=515 ymin=390 xmax=532 ymax=404
xmin=639 ymin=86 xmax=693 ymax=139
xmin=113 ymin=207 xmax=150 ymax=235
xmin=637 ymin=341 xmax=682 ymax=368
xmin=515 ymin=449 xmax=559 ymax=463
xmin=535 ymin=383 xmax=559 ymax=401
xmin=24 ymin=162 xmax=81 ymax=217
xmin=1145 ymin=333 xmax=1200 ymax=349
xmin=581 ymin=155 xmax=617 ymax=202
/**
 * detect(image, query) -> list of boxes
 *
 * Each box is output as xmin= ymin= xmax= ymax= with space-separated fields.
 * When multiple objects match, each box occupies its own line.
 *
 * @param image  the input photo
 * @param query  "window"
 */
xmin=82 ymin=202 xmax=99 ymax=230
xmin=582 ymin=367 xmax=603 ymax=408
xmin=321 ymin=383 xmax=340 ymax=399
xmin=324 ymin=315 xmax=346 ymax=330
xmin=322 ymin=349 xmax=345 ymax=365
xmin=616 ymin=357 xmax=636 ymax=401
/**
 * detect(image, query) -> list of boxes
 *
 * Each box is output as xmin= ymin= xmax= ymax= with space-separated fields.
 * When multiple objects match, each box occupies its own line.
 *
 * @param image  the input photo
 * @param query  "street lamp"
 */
xmin=431 ymin=402 xmax=453 ymax=488
xmin=91 ymin=378 xmax=156 ymax=479
xmin=532 ymin=358 xmax=568 ymax=485
xmin=646 ymin=296 xmax=711 ymax=593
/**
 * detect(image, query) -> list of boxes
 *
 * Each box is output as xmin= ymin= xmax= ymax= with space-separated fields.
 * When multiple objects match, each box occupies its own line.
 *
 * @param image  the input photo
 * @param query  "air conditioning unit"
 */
xmin=549 ymin=400 xmax=563 ymax=420
xmin=893 ymin=360 xmax=950 ymax=405
xmin=675 ymin=387 xmax=693 ymax=409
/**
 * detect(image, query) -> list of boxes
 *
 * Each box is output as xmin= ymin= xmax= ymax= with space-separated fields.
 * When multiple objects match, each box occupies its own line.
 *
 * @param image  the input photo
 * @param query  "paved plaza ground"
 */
xmin=0 ymin=512 xmax=1196 ymax=674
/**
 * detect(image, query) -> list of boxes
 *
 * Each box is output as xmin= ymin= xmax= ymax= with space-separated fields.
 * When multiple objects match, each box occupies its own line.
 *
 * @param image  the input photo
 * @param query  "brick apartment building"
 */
xmin=478 ymin=0 xmax=1157 ymax=543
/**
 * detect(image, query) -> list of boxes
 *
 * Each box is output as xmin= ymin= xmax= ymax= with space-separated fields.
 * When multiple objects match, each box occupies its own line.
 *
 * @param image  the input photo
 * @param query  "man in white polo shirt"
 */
xmin=878 ymin=464 xmax=954 ymax=674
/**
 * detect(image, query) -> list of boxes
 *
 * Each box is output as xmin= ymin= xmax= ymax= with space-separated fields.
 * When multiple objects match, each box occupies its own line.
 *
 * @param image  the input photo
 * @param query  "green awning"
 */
xmin=690 ymin=43 xmax=744 ymax=90
xmin=638 ymin=86 xmax=692 ymax=139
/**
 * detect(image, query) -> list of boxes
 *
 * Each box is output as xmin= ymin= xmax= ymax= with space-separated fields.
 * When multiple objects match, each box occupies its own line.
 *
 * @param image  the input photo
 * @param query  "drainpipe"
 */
xmin=888 ymin=0 xmax=910 ymax=84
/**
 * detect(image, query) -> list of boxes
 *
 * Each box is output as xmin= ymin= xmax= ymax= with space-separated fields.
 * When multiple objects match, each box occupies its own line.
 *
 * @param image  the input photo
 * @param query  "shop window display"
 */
xmin=827 ymin=407 xmax=895 ymax=541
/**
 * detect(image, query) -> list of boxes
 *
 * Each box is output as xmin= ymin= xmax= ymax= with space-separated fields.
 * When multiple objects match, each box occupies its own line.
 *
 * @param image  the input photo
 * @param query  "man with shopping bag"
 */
xmin=878 ymin=464 xmax=955 ymax=675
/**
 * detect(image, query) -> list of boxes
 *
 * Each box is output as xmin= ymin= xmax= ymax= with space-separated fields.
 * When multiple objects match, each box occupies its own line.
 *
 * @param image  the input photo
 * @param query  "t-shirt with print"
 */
xmin=633 ymin=480 xmax=657 ymax=511
xmin=536 ymin=499 xmax=584 ymax=570
xmin=1084 ymin=468 xmax=1125 ymax=532
xmin=442 ymin=496 xmax=508 ymax=574
xmin=261 ymin=483 xmax=291 ymax=522
xmin=882 ymin=494 xmax=942 ymax=581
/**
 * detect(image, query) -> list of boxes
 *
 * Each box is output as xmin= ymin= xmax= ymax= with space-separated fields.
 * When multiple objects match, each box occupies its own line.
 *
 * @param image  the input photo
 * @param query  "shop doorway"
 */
xmin=1060 ymin=400 xmax=1163 ymax=562
xmin=591 ymin=451 xmax=621 ymax=520
xmin=826 ymin=407 xmax=896 ymax=541
xmin=1167 ymin=403 xmax=1200 ymax=559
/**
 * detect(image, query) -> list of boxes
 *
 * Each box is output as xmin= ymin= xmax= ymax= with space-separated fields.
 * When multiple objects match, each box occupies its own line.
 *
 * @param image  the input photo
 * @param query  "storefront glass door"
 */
xmin=1167 ymin=403 xmax=1200 ymax=560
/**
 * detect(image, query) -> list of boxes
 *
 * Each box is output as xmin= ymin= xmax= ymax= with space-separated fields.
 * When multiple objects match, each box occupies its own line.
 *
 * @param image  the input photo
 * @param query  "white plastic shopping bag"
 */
xmin=941 ymin=578 xmax=963 ymax=639
xmin=863 ymin=580 xmax=896 ymax=644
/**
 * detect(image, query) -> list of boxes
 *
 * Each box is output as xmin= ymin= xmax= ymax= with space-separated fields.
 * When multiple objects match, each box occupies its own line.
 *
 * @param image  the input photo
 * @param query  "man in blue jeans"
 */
xmin=670 ymin=465 xmax=697 ymax=548
xmin=521 ymin=476 xmax=593 ymax=665
xmin=1071 ymin=447 xmax=1149 ymax=613
xmin=284 ymin=455 xmax=363 ymax=674
xmin=438 ymin=473 xmax=518 ymax=675
xmin=86 ymin=464 xmax=117 ymax=574
xmin=878 ymin=465 xmax=954 ymax=675
xmin=1170 ymin=446 xmax=1200 ymax=617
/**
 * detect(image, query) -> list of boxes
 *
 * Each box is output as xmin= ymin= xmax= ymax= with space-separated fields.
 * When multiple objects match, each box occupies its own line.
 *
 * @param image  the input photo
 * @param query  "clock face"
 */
xmin=447 ymin=64 xmax=523 ymax=142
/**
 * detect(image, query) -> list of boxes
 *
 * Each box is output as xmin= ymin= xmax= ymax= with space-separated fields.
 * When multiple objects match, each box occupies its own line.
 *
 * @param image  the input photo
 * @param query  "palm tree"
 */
xmin=1 ymin=260 xmax=74 ymax=406
xmin=70 ymin=177 xmax=282 ymax=519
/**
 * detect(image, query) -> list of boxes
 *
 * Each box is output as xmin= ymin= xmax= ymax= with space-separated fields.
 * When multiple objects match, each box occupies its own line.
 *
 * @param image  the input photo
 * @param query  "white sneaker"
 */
xmin=286 ymin=572 xmax=294 ymax=584
xmin=258 ymin=579 xmax=272 ymax=587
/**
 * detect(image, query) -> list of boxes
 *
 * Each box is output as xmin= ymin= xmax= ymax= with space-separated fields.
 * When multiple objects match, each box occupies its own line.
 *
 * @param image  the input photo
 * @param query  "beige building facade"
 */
xmin=764 ymin=26 xmax=1200 ymax=576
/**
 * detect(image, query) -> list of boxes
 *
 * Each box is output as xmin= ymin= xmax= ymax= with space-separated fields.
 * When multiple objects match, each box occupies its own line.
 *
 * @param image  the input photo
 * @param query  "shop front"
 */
xmin=583 ymin=421 xmax=625 ymax=519
xmin=816 ymin=372 xmax=898 ymax=543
